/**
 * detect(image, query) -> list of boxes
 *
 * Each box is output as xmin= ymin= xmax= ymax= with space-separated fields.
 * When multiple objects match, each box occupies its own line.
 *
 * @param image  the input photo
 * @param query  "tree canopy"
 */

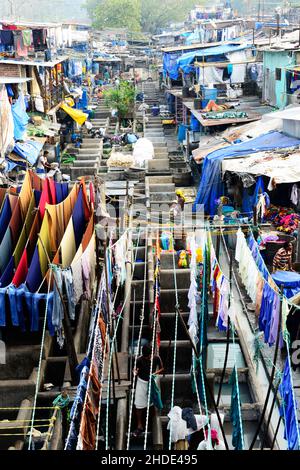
xmin=84 ymin=0 xmax=206 ymax=33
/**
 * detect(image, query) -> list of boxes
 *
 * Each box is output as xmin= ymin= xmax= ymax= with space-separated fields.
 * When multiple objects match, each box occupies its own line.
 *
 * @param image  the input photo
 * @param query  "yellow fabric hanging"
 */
xmin=60 ymin=218 xmax=76 ymax=268
xmin=60 ymin=102 xmax=88 ymax=126
xmin=19 ymin=172 xmax=33 ymax=217
xmin=38 ymin=213 xmax=52 ymax=276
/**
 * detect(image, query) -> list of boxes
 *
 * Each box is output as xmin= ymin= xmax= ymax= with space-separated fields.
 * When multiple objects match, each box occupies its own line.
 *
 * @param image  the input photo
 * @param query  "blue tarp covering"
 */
xmin=272 ymin=271 xmax=300 ymax=299
xmin=193 ymin=131 xmax=300 ymax=215
xmin=163 ymin=51 xmax=182 ymax=80
xmin=177 ymin=43 xmax=252 ymax=75
xmin=13 ymin=140 xmax=44 ymax=166
xmin=11 ymin=94 xmax=29 ymax=141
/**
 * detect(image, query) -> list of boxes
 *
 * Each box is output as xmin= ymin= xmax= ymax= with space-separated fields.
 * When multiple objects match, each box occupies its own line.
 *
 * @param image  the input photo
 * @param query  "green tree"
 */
xmin=103 ymin=81 xmax=136 ymax=123
xmin=141 ymin=0 xmax=199 ymax=33
xmin=85 ymin=0 xmax=141 ymax=31
xmin=85 ymin=0 xmax=208 ymax=34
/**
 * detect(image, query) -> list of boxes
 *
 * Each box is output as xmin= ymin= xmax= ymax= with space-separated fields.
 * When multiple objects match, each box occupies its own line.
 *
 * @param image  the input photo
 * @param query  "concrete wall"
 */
xmin=0 ymin=63 xmax=21 ymax=77
xmin=263 ymin=50 xmax=296 ymax=109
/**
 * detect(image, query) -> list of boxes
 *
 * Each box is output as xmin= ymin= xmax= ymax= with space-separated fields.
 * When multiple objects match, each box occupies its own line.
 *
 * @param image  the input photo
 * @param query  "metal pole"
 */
xmin=260 ymin=381 xmax=280 ymax=450
xmin=271 ymin=415 xmax=282 ymax=450
xmin=249 ymin=285 xmax=283 ymax=450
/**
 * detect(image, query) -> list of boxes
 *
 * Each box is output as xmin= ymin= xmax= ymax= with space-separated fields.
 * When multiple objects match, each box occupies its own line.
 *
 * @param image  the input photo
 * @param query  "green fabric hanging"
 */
xmin=230 ymin=366 xmax=244 ymax=450
xmin=149 ymin=375 xmax=163 ymax=410
xmin=197 ymin=243 xmax=209 ymax=404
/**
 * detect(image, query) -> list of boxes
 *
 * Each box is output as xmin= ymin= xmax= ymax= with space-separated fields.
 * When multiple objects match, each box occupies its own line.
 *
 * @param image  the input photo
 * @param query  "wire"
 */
xmin=105 ymin=227 xmax=143 ymax=450
xmin=126 ymin=227 xmax=148 ymax=450
xmin=168 ymin=226 xmax=180 ymax=450
xmin=28 ymin=270 xmax=52 ymax=451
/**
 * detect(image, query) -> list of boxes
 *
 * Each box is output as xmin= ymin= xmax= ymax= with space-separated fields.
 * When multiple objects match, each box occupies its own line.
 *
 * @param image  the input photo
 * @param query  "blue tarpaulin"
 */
xmin=193 ymin=131 xmax=300 ymax=215
xmin=177 ymin=43 xmax=252 ymax=75
xmin=11 ymin=93 xmax=29 ymax=141
xmin=13 ymin=140 xmax=44 ymax=166
xmin=163 ymin=51 xmax=182 ymax=80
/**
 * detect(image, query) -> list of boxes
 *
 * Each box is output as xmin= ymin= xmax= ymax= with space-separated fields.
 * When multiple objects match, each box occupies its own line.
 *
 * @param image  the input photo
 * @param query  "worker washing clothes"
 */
xmin=273 ymin=242 xmax=294 ymax=273
xmin=36 ymin=150 xmax=51 ymax=176
xmin=132 ymin=343 xmax=164 ymax=438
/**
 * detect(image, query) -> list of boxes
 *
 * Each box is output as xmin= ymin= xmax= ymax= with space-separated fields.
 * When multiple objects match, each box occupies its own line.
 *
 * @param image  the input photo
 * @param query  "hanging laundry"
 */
xmin=149 ymin=375 xmax=163 ymax=410
xmin=71 ymin=246 xmax=83 ymax=305
xmin=32 ymin=29 xmax=47 ymax=51
xmin=52 ymin=267 xmax=65 ymax=347
xmin=182 ymin=408 xmax=197 ymax=430
xmin=65 ymin=365 xmax=89 ymax=450
xmin=22 ymin=30 xmax=33 ymax=47
xmin=11 ymin=92 xmax=29 ymax=141
xmin=14 ymin=31 xmax=28 ymax=57
xmin=113 ymin=233 xmax=127 ymax=287
xmin=82 ymin=233 xmax=96 ymax=298
xmin=77 ymin=310 xmax=104 ymax=450
xmin=60 ymin=218 xmax=77 ymax=268
xmin=279 ymin=359 xmax=300 ymax=450
xmin=62 ymin=269 xmax=76 ymax=321
xmin=0 ymin=30 xmax=14 ymax=46
xmin=230 ymin=366 xmax=244 ymax=450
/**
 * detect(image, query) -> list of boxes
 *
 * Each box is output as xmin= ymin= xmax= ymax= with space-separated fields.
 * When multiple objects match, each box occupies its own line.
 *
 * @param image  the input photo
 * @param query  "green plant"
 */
xmin=103 ymin=81 xmax=136 ymax=123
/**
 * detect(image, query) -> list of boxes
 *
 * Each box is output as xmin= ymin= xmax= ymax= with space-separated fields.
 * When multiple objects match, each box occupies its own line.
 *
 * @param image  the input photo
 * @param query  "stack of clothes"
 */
xmin=265 ymin=205 xmax=300 ymax=234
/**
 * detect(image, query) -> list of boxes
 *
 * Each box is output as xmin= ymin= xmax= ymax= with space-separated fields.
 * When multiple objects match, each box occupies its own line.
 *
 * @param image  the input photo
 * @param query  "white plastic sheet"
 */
xmin=133 ymin=138 xmax=154 ymax=167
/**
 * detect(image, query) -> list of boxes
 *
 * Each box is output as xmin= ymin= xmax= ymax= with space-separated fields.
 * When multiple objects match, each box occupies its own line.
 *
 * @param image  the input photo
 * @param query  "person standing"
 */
xmin=36 ymin=150 xmax=51 ymax=175
xmin=133 ymin=343 xmax=163 ymax=437
xmin=273 ymin=242 xmax=294 ymax=272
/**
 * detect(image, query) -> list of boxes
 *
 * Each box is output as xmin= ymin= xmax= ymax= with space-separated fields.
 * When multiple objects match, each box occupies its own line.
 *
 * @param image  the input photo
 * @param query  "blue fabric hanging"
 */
xmin=279 ymin=358 xmax=300 ymax=450
xmin=242 ymin=176 xmax=265 ymax=216
xmin=11 ymin=94 xmax=29 ymax=140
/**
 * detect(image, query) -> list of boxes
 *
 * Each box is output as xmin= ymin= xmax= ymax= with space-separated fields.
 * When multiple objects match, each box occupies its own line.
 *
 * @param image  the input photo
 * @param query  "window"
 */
xmin=275 ymin=68 xmax=282 ymax=81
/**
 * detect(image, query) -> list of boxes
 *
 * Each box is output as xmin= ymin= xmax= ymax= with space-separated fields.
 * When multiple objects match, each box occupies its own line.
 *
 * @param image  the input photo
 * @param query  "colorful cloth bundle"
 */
xmin=265 ymin=205 xmax=300 ymax=234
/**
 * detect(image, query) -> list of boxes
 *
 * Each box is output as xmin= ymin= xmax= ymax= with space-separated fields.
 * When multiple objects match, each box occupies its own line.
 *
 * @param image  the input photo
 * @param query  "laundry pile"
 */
xmin=265 ymin=205 xmax=300 ymax=234
xmin=202 ymin=111 xmax=248 ymax=120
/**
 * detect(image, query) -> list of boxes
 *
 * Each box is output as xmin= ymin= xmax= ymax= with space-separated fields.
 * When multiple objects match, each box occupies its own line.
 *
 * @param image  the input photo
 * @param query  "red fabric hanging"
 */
xmin=39 ymin=178 xmax=56 ymax=217
xmin=12 ymin=249 xmax=28 ymax=287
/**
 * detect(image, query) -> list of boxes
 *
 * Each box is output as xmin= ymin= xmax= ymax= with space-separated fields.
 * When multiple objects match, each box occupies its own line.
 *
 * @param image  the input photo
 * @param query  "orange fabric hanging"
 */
xmin=19 ymin=172 xmax=32 ymax=218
